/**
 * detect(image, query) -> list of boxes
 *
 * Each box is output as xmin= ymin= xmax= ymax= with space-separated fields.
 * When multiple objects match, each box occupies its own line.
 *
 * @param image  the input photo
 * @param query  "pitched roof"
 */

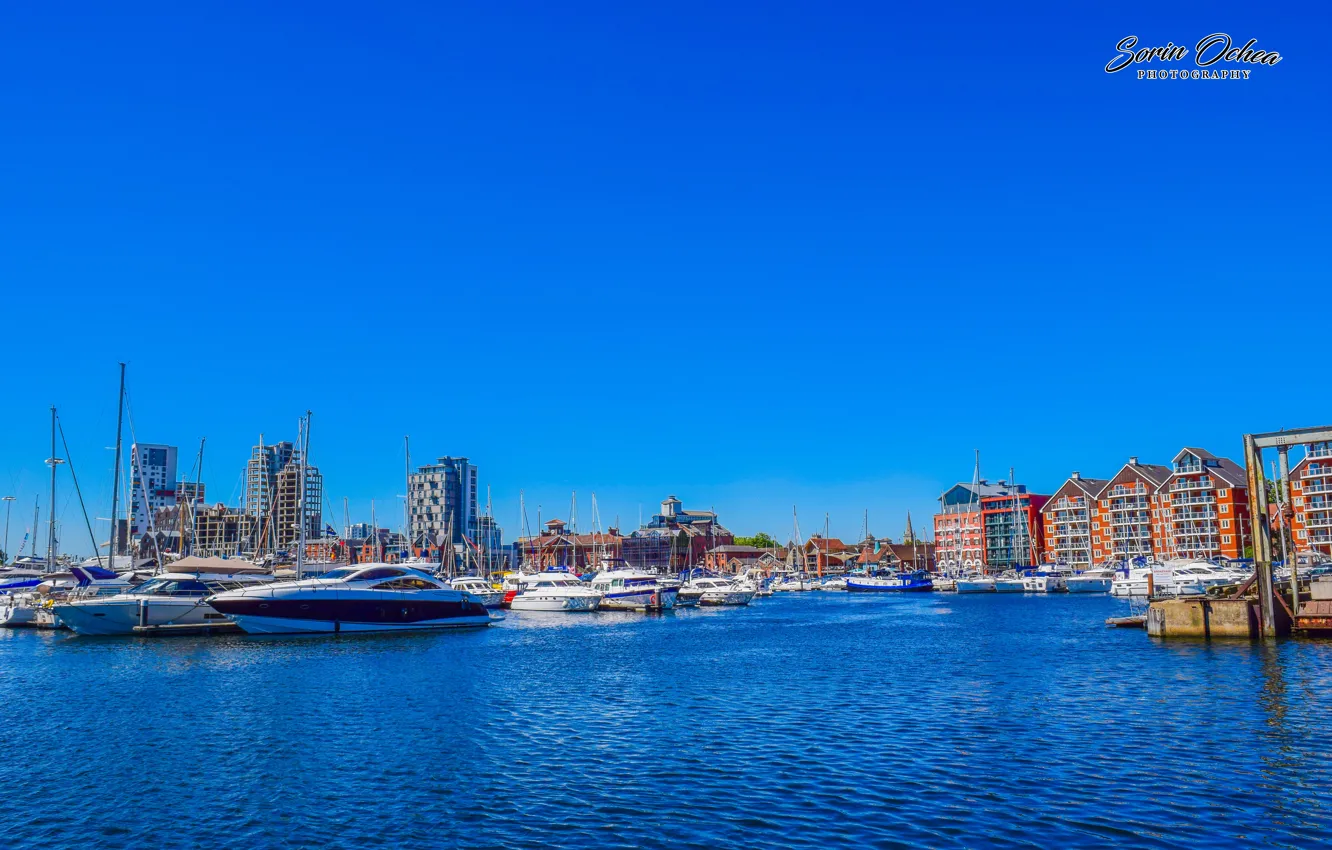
xmin=1041 ymin=476 xmax=1110 ymax=511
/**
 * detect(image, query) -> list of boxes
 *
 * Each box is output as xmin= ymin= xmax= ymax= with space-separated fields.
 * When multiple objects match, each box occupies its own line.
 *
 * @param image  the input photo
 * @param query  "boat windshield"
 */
xmin=129 ymin=579 xmax=213 ymax=597
xmin=320 ymin=568 xmax=360 ymax=580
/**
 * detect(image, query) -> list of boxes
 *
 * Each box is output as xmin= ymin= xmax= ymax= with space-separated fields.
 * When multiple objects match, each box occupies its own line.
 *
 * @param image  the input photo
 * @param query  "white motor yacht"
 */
xmin=1066 ymin=567 xmax=1117 ymax=593
xmin=685 ymin=576 xmax=756 ymax=606
xmin=55 ymin=567 xmax=271 ymax=635
xmin=589 ymin=569 xmax=679 ymax=611
xmin=1111 ymin=566 xmax=1152 ymax=597
xmin=448 ymin=576 xmax=504 ymax=608
xmin=1021 ymin=567 xmax=1071 ymax=593
xmin=955 ymin=574 xmax=996 ymax=593
xmin=819 ymin=576 xmax=848 ymax=591
xmin=508 ymin=572 xmax=602 ymax=612
xmin=206 ymin=564 xmax=491 ymax=633
xmin=772 ymin=574 xmax=812 ymax=592
xmin=660 ymin=576 xmax=697 ymax=607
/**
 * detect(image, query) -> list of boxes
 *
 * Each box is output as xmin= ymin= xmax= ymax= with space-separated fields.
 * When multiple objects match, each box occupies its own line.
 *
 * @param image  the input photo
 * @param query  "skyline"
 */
xmin=1 ymin=1 xmax=1326 ymax=552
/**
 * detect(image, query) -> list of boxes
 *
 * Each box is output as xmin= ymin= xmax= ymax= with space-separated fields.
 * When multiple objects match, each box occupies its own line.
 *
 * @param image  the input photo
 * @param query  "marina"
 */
xmin=4 ymin=590 xmax=1331 ymax=848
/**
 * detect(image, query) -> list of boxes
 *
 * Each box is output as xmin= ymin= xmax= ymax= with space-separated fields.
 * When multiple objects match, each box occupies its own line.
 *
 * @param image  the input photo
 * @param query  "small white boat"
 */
xmin=448 ymin=576 xmax=505 ymax=608
xmin=685 ymin=576 xmax=755 ymax=606
xmin=955 ymin=574 xmax=996 ymax=593
xmin=1111 ymin=566 xmax=1151 ymax=597
xmin=1066 ymin=567 xmax=1116 ymax=593
xmin=819 ymin=577 xmax=848 ymax=591
xmin=772 ymin=574 xmax=812 ymax=592
xmin=1021 ymin=567 xmax=1071 ymax=593
xmin=993 ymin=571 xmax=1025 ymax=593
xmin=932 ymin=577 xmax=957 ymax=592
xmin=56 ymin=567 xmax=272 ymax=635
xmin=508 ymin=572 xmax=602 ymax=612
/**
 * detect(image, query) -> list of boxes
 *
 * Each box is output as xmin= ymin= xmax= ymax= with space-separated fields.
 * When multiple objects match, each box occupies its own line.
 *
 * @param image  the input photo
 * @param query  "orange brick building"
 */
xmin=1290 ymin=440 xmax=1332 ymax=557
xmin=1040 ymin=472 xmax=1108 ymax=568
xmin=1155 ymin=447 xmax=1250 ymax=560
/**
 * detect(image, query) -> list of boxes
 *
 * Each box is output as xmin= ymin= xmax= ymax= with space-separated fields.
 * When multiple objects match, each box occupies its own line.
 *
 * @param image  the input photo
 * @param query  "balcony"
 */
xmin=1174 ymin=462 xmax=1204 ymax=475
xmin=1308 ymin=444 xmax=1332 ymax=459
xmin=1305 ymin=483 xmax=1332 ymax=495
xmin=1171 ymin=494 xmax=1216 ymax=506
xmin=1171 ymin=477 xmax=1214 ymax=492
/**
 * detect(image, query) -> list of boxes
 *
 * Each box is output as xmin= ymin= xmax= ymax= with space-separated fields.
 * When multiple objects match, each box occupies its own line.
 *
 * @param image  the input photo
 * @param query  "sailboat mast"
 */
xmin=46 ymin=406 xmax=60 ymax=572
xmin=296 ymin=412 xmax=310 ymax=580
xmin=404 ymin=435 xmax=412 ymax=551
xmin=107 ymin=363 xmax=125 ymax=566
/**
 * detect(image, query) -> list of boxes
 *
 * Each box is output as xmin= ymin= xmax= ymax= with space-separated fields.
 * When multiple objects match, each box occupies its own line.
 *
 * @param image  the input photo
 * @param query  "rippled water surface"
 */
xmin=3 ymin=592 xmax=1331 ymax=848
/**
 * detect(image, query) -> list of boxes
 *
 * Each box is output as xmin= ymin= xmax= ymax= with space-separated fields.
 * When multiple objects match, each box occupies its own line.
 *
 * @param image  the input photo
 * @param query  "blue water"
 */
xmin=3 ymin=593 xmax=1330 ymax=848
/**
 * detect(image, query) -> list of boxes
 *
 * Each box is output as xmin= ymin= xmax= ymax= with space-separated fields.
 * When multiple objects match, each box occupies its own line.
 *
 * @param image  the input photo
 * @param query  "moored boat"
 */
xmin=1066 ymin=567 xmax=1116 ymax=593
xmin=589 ymin=569 xmax=678 ymax=611
xmin=845 ymin=571 xmax=934 ymax=592
xmin=448 ymin=576 xmax=505 ymax=608
xmin=206 ymin=563 xmax=492 ymax=634
xmin=508 ymin=572 xmax=602 ymax=612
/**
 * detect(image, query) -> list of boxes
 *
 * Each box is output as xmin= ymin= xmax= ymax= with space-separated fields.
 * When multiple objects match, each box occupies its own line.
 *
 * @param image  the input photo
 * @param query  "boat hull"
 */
xmin=846 ymin=578 xmax=934 ymax=592
xmin=993 ymin=580 xmax=1025 ymax=593
xmin=599 ymin=587 xmax=679 ymax=611
xmin=54 ymin=598 xmax=227 ymax=635
xmin=509 ymin=593 xmax=600 ymax=612
xmin=955 ymin=580 xmax=996 ymax=593
xmin=699 ymin=589 xmax=755 ymax=606
xmin=227 ymin=613 xmax=491 ymax=634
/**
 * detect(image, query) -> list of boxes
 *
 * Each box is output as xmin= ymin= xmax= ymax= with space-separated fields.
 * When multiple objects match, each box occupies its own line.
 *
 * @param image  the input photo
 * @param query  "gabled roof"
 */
xmin=1040 ymin=476 xmax=1110 ymax=512
xmin=1094 ymin=460 xmax=1174 ymax=495
xmin=1166 ymin=448 xmax=1247 ymax=488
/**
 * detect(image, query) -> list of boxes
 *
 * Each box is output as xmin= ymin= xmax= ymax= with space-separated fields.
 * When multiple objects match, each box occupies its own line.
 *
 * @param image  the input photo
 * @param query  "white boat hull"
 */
xmin=599 ymin=588 xmax=678 ymax=610
xmin=955 ymin=579 xmax=995 ymax=593
xmin=1022 ymin=576 xmax=1067 ymax=593
xmin=509 ymin=593 xmax=600 ymax=612
xmin=993 ymin=580 xmax=1025 ymax=593
xmin=54 ymin=598 xmax=227 ymax=635
xmin=699 ymin=589 xmax=755 ymax=606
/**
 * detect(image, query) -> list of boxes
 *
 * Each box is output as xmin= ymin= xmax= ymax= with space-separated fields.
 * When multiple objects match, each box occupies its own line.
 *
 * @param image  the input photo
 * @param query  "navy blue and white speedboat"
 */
xmin=206 ymin=564 xmax=492 ymax=635
xmin=845 ymin=571 xmax=934 ymax=592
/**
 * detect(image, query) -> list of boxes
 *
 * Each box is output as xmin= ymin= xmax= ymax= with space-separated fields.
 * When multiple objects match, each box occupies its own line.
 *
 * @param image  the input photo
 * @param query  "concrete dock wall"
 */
xmin=1146 ymin=598 xmax=1259 ymax=639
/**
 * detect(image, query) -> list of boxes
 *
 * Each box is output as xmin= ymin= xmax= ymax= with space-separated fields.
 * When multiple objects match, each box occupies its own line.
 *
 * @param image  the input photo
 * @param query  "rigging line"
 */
xmin=56 ymin=415 xmax=102 ymax=558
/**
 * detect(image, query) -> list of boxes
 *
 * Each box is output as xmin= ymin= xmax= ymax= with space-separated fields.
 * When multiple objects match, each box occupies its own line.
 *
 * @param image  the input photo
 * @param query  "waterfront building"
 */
xmin=981 ymin=483 xmax=1049 ymax=568
xmin=636 ymin=495 xmax=733 ymax=567
xmin=1289 ymin=441 xmax=1332 ymax=557
xmin=802 ymin=535 xmax=853 ymax=575
xmin=704 ymin=544 xmax=767 ymax=572
xmin=1095 ymin=457 xmax=1172 ymax=563
xmin=517 ymin=518 xmax=623 ymax=571
xmin=407 ymin=456 xmax=478 ymax=549
xmin=934 ymin=479 xmax=1026 ymax=570
xmin=244 ymin=439 xmax=323 ymax=551
xmin=129 ymin=443 xmax=177 ymax=540
xmin=1040 ymin=472 xmax=1109 ymax=568
xmin=1156 ymin=447 xmax=1249 ymax=560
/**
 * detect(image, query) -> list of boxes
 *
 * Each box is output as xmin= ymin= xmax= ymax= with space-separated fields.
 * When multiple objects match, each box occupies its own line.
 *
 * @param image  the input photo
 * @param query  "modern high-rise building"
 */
xmin=245 ymin=438 xmax=322 ymax=550
xmin=129 ymin=443 xmax=178 ymax=539
xmin=934 ymin=479 xmax=1021 ymax=570
xmin=407 ymin=456 xmax=478 ymax=548
xmin=981 ymin=484 xmax=1048 ymax=569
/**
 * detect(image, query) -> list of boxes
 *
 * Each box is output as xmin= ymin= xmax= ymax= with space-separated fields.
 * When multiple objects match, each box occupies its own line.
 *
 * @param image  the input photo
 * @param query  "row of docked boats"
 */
xmin=0 ymin=558 xmax=767 ymax=636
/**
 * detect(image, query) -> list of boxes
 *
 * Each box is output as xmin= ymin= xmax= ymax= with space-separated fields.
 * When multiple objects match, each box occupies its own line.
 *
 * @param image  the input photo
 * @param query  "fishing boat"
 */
xmin=206 ymin=564 xmax=492 ymax=633
xmin=507 ymin=572 xmax=602 ymax=612
xmin=846 ymin=571 xmax=934 ymax=592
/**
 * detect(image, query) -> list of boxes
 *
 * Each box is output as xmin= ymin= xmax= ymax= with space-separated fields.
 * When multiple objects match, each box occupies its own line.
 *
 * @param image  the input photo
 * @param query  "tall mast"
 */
xmin=297 ymin=411 xmax=310 ymax=579
xmin=404 ymin=435 xmax=412 ymax=551
xmin=30 ymin=497 xmax=40 ymax=557
xmin=192 ymin=437 xmax=205 ymax=556
xmin=107 ymin=363 xmax=125 ymax=566
xmin=46 ymin=406 xmax=63 ymax=571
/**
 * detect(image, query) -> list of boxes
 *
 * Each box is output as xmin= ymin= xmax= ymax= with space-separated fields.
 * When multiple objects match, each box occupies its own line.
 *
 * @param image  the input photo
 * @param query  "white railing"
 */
xmin=1171 ymin=478 xmax=1213 ymax=492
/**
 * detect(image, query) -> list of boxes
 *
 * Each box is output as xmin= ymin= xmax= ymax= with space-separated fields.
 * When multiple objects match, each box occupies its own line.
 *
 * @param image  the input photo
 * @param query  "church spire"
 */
xmin=903 ymin=511 xmax=915 ymax=544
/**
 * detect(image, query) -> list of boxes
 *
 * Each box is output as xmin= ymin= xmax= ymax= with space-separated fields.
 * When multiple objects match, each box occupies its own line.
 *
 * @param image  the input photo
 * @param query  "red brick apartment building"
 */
xmin=1290 ymin=440 xmax=1332 ymax=558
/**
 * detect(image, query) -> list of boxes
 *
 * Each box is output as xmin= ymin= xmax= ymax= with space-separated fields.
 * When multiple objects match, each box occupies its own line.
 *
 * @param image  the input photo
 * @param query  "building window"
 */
xmin=1220 ymin=504 xmax=1229 ymax=514
xmin=1218 ymin=489 xmax=1227 ymax=498
xmin=1295 ymin=497 xmax=1304 ymax=506
xmin=1222 ymin=535 xmax=1232 ymax=544
xmin=1221 ymin=520 xmax=1230 ymax=529
xmin=1297 ymin=513 xmax=1305 ymax=524
xmin=1299 ymin=530 xmax=1308 ymax=540
xmin=1100 ymin=500 xmax=1109 ymax=508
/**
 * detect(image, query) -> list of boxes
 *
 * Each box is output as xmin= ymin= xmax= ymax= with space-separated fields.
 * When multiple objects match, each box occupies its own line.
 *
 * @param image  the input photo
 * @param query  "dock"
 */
xmin=131 ymin=621 xmax=242 ymax=637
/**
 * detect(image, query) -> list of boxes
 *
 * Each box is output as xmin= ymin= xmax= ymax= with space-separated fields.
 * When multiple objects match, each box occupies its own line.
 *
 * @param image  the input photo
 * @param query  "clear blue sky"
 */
xmin=0 ymin=1 xmax=1326 ymax=556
